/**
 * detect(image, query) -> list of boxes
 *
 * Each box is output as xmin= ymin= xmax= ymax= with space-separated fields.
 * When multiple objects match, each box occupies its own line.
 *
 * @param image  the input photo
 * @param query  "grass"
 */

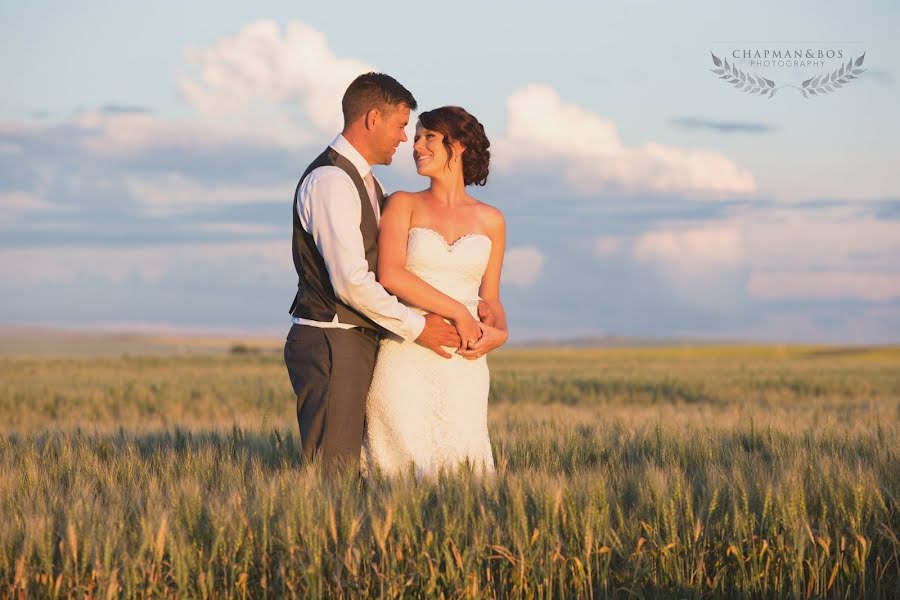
xmin=0 ymin=345 xmax=898 ymax=597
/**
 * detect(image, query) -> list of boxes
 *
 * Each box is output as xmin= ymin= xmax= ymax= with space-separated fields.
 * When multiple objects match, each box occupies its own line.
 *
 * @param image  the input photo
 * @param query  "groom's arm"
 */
xmin=299 ymin=169 xmax=426 ymax=341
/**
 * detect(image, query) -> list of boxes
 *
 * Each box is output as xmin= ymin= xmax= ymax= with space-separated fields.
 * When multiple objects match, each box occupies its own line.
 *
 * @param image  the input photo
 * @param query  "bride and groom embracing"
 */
xmin=283 ymin=72 xmax=509 ymax=477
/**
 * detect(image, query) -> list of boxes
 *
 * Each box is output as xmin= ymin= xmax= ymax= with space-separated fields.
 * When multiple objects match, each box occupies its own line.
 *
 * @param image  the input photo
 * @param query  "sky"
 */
xmin=1 ymin=1 xmax=899 ymax=343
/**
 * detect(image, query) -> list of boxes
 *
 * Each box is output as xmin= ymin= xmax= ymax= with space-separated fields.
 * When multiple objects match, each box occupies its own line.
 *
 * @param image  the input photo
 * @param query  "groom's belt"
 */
xmin=356 ymin=326 xmax=383 ymax=342
xmin=291 ymin=315 xmax=384 ymax=341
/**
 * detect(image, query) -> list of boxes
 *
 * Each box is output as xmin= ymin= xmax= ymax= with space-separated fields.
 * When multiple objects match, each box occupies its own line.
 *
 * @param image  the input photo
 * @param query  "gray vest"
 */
xmin=289 ymin=147 xmax=385 ymax=331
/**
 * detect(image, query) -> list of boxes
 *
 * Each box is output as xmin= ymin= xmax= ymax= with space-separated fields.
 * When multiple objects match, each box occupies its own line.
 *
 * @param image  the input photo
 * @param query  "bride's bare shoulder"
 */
xmin=385 ymin=189 xmax=427 ymax=203
xmin=383 ymin=190 xmax=427 ymax=214
xmin=471 ymin=198 xmax=505 ymax=234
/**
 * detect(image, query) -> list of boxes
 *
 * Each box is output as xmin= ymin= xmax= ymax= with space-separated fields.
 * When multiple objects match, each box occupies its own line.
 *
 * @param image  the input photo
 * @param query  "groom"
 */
xmin=284 ymin=72 xmax=472 ymax=472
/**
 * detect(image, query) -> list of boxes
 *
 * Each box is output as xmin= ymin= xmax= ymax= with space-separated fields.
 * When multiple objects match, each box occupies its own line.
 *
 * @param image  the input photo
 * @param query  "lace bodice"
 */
xmin=405 ymin=227 xmax=492 ymax=313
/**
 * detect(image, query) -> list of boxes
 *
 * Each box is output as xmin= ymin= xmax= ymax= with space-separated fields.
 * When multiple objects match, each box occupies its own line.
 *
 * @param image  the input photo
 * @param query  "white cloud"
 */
xmin=0 ymin=191 xmax=54 ymax=226
xmin=502 ymin=85 xmax=620 ymax=158
xmin=627 ymin=225 xmax=747 ymax=310
xmin=606 ymin=204 xmax=900 ymax=304
xmin=504 ymin=246 xmax=544 ymax=288
xmin=493 ymin=85 xmax=756 ymax=197
xmin=2 ymin=18 xmax=372 ymax=168
xmin=125 ymin=174 xmax=287 ymax=217
xmin=632 ymin=226 xmax=744 ymax=272
xmin=71 ymin=104 xmax=307 ymax=159
xmin=1 ymin=190 xmax=51 ymax=212
xmin=0 ymin=19 xmax=376 ymax=223
xmin=71 ymin=110 xmax=212 ymax=156
xmin=737 ymin=208 xmax=900 ymax=272
xmin=734 ymin=208 xmax=900 ymax=303
xmin=746 ymin=271 xmax=900 ymax=301
xmin=177 ymin=19 xmax=372 ymax=137
xmin=2 ymin=107 xmax=288 ymax=175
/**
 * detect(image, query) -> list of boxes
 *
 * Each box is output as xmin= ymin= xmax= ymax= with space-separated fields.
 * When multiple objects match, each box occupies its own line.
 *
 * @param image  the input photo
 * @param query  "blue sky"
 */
xmin=1 ymin=1 xmax=899 ymax=342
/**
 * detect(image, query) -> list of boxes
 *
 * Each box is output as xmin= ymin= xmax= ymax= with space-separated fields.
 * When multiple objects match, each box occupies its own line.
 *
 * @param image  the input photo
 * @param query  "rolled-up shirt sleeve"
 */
xmin=298 ymin=168 xmax=426 ymax=341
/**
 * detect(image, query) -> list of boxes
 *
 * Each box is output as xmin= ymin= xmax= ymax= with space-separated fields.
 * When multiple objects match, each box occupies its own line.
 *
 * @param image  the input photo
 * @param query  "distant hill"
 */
xmin=508 ymin=335 xmax=731 ymax=348
xmin=1 ymin=324 xmax=885 ymax=357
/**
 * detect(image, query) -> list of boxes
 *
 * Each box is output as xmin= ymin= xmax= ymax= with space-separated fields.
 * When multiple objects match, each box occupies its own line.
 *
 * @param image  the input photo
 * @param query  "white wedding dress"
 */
xmin=361 ymin=227 xmax=495 ymax=477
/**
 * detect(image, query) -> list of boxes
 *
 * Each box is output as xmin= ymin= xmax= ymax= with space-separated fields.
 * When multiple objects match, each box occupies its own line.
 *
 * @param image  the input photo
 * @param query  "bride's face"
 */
xmin=413 ymin=123 xmax=453 ymax=178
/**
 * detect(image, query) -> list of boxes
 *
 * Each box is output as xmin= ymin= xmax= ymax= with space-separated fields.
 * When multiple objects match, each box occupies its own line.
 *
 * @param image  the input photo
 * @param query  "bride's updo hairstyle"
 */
xmin=417 ymin=106 xmax=490 ymax=186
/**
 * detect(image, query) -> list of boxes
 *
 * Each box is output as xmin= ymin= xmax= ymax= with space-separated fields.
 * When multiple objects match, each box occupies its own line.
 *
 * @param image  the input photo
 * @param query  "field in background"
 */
xmin=1 ymin=343 xmax=898 ymax=597
xmin=0 ymin=326 xmax=284 ymax=357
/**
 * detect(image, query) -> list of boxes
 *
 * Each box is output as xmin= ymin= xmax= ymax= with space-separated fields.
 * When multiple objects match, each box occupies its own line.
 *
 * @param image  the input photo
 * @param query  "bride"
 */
xmin=361 ymin=106 xmax=508 ymax=477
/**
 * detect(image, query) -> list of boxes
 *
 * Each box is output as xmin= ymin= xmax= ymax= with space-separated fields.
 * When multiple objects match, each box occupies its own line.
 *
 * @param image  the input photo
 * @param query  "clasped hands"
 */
xmin=417 ymin=301 xmax=507 ymax=359
xmin=456 ymin=300 xmax=507 ymax=360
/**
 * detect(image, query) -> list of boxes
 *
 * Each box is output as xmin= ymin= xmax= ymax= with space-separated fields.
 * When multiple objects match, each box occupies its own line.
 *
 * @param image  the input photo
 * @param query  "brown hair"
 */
xmin=418 ymin=106 xmax=490 ymax=186
xmin=341 ymin=72 xmax=417 ymax=126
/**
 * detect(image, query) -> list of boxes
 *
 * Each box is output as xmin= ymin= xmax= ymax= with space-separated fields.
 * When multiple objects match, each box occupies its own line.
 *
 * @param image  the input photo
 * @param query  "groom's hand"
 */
xmin=415 ymin=313 xmax=461 ymax=359
xmin=477 ymin=300 xmax=497 ymax=327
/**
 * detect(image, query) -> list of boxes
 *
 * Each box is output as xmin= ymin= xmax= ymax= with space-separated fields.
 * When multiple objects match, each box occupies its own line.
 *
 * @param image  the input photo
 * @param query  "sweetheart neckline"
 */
xmin=408 ymin=227 xmax=491 ymax=250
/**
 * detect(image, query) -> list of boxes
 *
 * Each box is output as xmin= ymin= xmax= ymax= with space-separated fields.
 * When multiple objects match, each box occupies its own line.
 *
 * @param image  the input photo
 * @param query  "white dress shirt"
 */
xmin=291 ymin=134 xmax=426 ymax=341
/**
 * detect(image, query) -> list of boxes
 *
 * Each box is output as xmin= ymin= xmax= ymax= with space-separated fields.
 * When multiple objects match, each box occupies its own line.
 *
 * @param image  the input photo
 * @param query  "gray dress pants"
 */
xmin=283 ymin=323 xmax=378 ymax=471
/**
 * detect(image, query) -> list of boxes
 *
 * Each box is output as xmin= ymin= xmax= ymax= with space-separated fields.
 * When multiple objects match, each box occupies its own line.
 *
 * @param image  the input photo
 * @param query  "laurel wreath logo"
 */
xmin=709 ymin=52 xmax=866 ymax=99
xmin=710 ymin=53 xmax=777 ymax=97
xmin=798 ymin=53 xmax=866 ymax=97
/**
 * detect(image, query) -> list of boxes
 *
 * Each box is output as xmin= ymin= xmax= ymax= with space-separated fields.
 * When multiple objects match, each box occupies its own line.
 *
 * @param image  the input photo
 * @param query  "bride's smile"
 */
xmin=413 ymin=125 xmax=457 ymax=177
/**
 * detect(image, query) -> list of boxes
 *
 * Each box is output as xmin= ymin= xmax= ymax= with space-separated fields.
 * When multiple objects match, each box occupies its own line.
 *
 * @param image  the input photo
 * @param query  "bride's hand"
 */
xmin=477 ymin=300 xmax=497 ymax=327
xmin=458 ymin=322 xmax=508 ymax=360
xmin=453 ymin=310 xmax=483 ymax=351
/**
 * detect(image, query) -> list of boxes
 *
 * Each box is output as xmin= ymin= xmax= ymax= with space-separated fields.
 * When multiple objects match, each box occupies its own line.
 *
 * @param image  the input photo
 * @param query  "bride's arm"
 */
xmin=377 ymin=192 xmax=481 ymax=345
xmin=460 ymin=206 xmax=508 ymax=357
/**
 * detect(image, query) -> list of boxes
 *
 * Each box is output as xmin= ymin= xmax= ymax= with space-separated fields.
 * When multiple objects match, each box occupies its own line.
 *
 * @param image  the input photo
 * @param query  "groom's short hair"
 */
xmin=342 ymin=72 xmax=417 ymax=126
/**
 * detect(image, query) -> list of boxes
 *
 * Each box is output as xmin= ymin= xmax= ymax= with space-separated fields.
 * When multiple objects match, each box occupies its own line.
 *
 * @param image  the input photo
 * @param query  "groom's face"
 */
xmin=371 ymin=103 xmax=411 ymax=165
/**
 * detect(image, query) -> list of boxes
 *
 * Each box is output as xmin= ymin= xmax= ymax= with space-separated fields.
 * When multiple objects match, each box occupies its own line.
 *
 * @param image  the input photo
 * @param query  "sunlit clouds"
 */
xmin=1 ymin=16 xmax=898 ymax=341
xmin=177 ymin=20 xmax=372 ymax=139
xmin=503 ymin=247 xmax=545 ymax=288
xmin=494 ymin=85 xmax=756 ymax=197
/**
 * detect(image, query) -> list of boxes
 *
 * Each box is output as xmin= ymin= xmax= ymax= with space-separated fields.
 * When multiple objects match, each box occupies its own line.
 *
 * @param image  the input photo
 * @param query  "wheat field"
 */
xmin=1 ymin=344 xmax=898 ymax=598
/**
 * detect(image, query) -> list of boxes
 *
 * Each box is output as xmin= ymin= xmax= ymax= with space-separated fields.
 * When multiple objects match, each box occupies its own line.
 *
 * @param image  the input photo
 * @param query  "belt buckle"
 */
xmin=360 ymin=327 xmax=381 ymax=342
